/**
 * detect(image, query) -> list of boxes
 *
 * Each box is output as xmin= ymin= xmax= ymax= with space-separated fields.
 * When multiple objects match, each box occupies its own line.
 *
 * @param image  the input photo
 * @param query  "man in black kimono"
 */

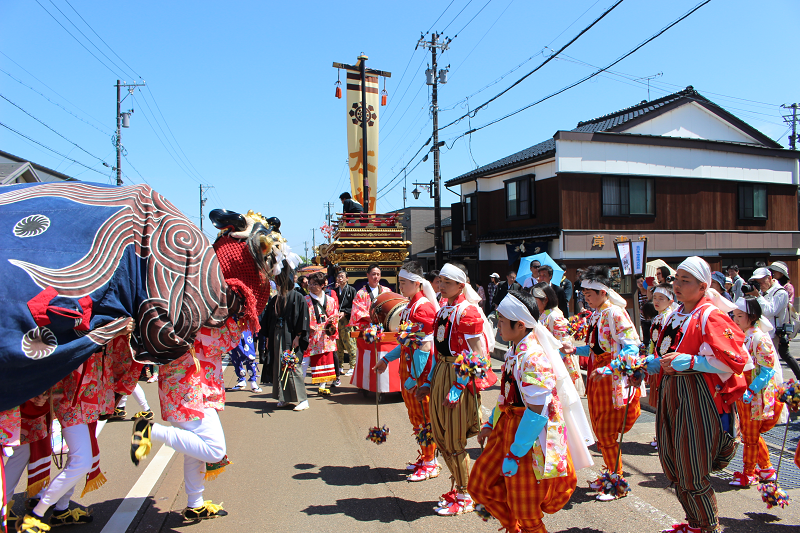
xmin=267 ymin=288 xmax=310 ymax=410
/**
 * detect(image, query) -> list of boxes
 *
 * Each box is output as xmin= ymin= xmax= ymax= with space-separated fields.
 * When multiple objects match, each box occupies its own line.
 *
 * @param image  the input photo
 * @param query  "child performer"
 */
xmin=304 ymin=271 xmax=340 ymax=396
xmin=574 ymin=266 xmax=643 ymax=500
xmin=470 ymin=290 xmax=589 ymax=533
xmin=374 ymin=261 xmax=440 ymax=482
xmin=644 ymin=283 xmax=678 ymax=448
xmin=416 ymin=262 xmax=496 ymax=516
xmin=655 ymin=257 xmax=749 ymax=533
xmin=533 ymin=283 xmax=584 ymax=395
xmin=131 ymin=316 xmax=240 ymax=521
xmin=229 ymin=330 xmax=262 ymax=393
xmin=729 ymin=296 xmax=784 ymax=487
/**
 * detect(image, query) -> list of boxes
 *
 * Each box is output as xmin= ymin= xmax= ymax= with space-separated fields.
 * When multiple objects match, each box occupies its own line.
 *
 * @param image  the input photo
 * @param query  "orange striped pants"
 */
xmin=737 ymin=401 xmax=783 ymax=475
xmin=587 ymin=370 xmax=640 ymax=474
xmin=400 ymin=362 xmax=436 ymax=461
xmin=468 ymin=406 xmax=576 ymax=533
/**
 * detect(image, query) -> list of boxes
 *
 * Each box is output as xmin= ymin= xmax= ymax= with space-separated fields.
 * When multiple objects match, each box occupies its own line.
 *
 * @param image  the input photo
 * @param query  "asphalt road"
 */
xmin=8 ymin=345 xmax=800 ymax=533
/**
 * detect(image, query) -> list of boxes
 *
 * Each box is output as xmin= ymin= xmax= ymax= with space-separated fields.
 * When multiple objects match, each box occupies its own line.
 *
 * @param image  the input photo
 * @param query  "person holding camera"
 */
xmin=747 ymin=267 xmax=800 ymax=379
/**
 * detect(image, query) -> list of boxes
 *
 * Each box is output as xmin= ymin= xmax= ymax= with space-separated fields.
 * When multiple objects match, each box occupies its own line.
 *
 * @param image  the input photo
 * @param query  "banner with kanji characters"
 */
xmin=346 ymin=67 xmax=379 ymax=213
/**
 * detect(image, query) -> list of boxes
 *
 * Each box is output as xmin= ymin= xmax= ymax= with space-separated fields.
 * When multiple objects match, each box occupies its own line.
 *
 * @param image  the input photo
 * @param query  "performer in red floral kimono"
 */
xmin=574 ymin=266 xmax=643 ymax=500
xmin=375 ymin=261 xmax=439 ymax=481
xmin=729 ymin=297 xmax=784 ymax=487
xmin=655 ymin=257 xmax=749 ymax=533
xmin=417 ymin=262 xmax=496 ymax=516
xmin=470 ymin=290 xmax=591 ymax=533
xmin=304 ymin=271 xmax=340 ymax=396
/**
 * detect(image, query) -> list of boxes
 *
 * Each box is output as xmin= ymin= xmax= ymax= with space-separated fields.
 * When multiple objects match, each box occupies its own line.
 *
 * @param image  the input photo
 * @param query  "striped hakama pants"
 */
xmin=430 ymin=355 xmax=480 ymax=491
xmin=657 ymin=373 xmax=738 ymax=532
xmin=400 ymin=360 xmax=436 ymax=462
xmin=737 ymin=400 xmax=783 ymax=476
xmin=468 ymin=406 xmax=576 ymax=533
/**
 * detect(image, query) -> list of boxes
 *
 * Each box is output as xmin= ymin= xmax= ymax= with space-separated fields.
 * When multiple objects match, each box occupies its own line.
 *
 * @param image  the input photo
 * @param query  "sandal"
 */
xmin=131 ymin=416 xmax=153 ymax=466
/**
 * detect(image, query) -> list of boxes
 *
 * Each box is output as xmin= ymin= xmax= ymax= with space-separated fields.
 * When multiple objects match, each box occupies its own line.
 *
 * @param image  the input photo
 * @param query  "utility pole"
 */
xmin=324 ymin=202 xmax=335 ymax=242
xmin=114 ymin=80 xmax=145 ymax=186
xmin=418 ymin=33 xmax=450 ymax=268
xmin=312 ymin=228 xmax=316 ymax=252
xmin=782 ymin=103 xmax=799 ymax=150
xmin=332 ymin=57 xmax=391 ymax=213
xmin=199 ymin=185 xmax=213 ymax=232
xmin=304 ymin=241 xmax=309 ymax=264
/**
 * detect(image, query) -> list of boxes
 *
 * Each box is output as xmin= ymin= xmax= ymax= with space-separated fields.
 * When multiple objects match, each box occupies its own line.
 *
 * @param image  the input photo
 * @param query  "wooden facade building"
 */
xmin=445 ymin=87 xmax=800 ymax=298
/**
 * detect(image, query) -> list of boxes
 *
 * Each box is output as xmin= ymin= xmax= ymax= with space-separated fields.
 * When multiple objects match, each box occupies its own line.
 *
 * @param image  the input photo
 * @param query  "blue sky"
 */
xmin=1 ymin=0 xmax=797 ymax=253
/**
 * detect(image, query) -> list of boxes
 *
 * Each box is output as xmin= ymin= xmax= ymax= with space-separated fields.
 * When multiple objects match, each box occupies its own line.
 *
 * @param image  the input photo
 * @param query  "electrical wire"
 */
xmin=377 ymin=137 xmax=432 ymax=194
xmin=122 ymin=153 xmax=151 ymax=186
xmin=446 ymin=0 xmax=713 ymax=143
xmin=446 ymin=0 xmax=515 ymax=83
xmin=0 ymin=121 xmax=110 ymax=178
xmin=33 ymin=0 xmax=123 ymax=78
xmin=0 ymin=53 xmax=111 ymax=134
xmin=442 ymin=0 xmax=475 ymax=34
xmin=0 ymin=93 xmax=110 ymax=166
xmin=427 ymin=0 xmax=458 ymax=34
xmin=438 ymin=0 xmax=625 ymax=132
xmin=452 ymin=0 xmax=494 ymax=38
xmin=63 ymin=0 xmax=143 ymax=80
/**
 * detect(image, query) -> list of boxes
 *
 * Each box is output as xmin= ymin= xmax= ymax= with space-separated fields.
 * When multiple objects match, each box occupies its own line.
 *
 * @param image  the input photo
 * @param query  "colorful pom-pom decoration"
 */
xmin=452 ymin=350 xmax=489 ymax=380
xmin=474 ymin=503 xmax=493 ymax=522
xmin=599 ymin=352 xmax=646 ymax=380
xmin=591 ymin=470 xmax=630 ymax=499
xmin=778 ymin=379 xmax=800 ymax=412
xmin=280 ymin=350 xmax=299 ymax=371
xmin=367 ymin=425 xmax=390 ymax=444
xmin=363 ymin=324 xmax=385 ymax=344
xmin=414 ymin=423 xmax=434 ymax=447
xmin=758 ymin=481 xmax=791 ymax=509
xmin=397 ymin=321 xmax=426 ymax=349
xmin=567 ymin=310 xmax=591 ymax=339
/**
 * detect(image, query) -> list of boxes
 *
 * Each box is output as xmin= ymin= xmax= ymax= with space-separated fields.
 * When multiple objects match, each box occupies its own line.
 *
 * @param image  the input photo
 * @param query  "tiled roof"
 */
xmin=446 ymin=86 xmax=782 ymax=186
xmin=424 ymin=216 xmax=452 ymax=231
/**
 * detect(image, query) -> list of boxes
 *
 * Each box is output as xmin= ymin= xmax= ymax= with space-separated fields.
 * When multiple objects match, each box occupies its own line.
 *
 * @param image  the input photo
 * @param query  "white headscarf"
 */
xmin=677 ymin=256 xmax=737 ymax=313
xmin=496 ymin=293 xmax=595 ymax=470
xmin=580 ymin=279 xmax=627 ymax=308
xmin=440 ymin=263 xmax=494 ymax=352
xmin=734 ymin=297 xmax=773 ymax=333
xmin=399 ymin=268 xmax=440 ymax=312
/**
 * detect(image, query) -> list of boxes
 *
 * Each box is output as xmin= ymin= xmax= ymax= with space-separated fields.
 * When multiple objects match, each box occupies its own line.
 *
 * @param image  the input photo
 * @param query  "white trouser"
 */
xmin=151 ymin=408 xmax=225 ymax=508
xmin=3 ymin=443 xmax=30 ymax=501
xmin=118 ymin=383 xmax=150 ymax=411
xmin=34 ymin=424 xmax=92 ymax=515
xmin=301 ymin=357 xmax=310 ymax=380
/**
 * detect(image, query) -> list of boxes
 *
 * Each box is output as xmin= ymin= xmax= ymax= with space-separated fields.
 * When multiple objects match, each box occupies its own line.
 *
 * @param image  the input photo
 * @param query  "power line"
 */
xmin=447 ymin=0 xmax=515 ymax=83
xmin=447 ymin=0 xmax=712 ymax=142
xmin=63 ymin=0 xmax=143 ymax=80
xmin=377 ymin=137 xmax=432 ymax=194
xmin=0 ymin=53 xmax=111 ymax=134
xmin=122 ymin=153 xmax=151 ymax=186
xmin=0 ymin=93 xmax=111 ymax=166
xmin=438 ymin=0 xmax=625 ymax=132
xmin=427 ymin=0 xmax=458 ymax=33
xmin=0 ymin=121 xmax=110 ymax=178
xmin=442 ymin=0 xmax=475 ymax=34
xmin=452 ymin=0 xmax=494 ymax=38
xmin=33 ymin=0 xmax=122 ymax=78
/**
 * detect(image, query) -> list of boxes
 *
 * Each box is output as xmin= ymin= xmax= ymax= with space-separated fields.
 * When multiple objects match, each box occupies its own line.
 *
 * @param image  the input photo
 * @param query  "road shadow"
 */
xmin=302 ymin=496 xmax=437 ymax=522
xmin=636 ymin=472 xmax=673 ymax=489
xmin=561 ymin=485 xmax=596 ymax=509
xmin=326 ymin=389 xmax=404 ymax=406
xmin=621 ymin=441 xmax=660 ymax=457
xmin=556 ymin=528 xmax=605 ymax=533
xmin=292 ymin=464 xmax=408 ymax=486
xmin=719 ymin=512 xmax=797 ymax=532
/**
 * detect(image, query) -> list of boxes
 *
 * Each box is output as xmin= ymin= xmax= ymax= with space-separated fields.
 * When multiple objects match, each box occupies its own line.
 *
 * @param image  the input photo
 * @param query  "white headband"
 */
xmin=439 ymin=263 xmax=467 ymax=285
xmin=678 ymin=256 xmax=737 ymax=313
xmin=580 ymin=279 xmax=627 ymax=308
xmin=734 ymin=297 xmax=773 ymax=333
xmin=399 ymin=269 xmax=440 ymax=312
xmin=654 ymin=287 xmax=674 ymax=300
xmin=497 ymin=294 xmax=537 ymax=328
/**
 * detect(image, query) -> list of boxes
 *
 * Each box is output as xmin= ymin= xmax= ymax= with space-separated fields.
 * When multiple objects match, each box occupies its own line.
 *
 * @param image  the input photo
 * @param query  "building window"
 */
xmin=505 ymin=175 xmax=534 ymax=220
xmin=602 ymin=177 xmax=654 ymax=216
xmin=465 ymin=194 xmax=477 ymax=223
xmin=739 ymin=183 xmax=767 ymax=220
xmin=444 ymin=230 xmax=453 ymax=251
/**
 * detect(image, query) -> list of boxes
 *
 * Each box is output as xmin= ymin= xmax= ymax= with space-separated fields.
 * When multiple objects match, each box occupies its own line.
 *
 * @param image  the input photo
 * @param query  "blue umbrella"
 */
xmin=517 ymin=252 xmax=564 ymax=287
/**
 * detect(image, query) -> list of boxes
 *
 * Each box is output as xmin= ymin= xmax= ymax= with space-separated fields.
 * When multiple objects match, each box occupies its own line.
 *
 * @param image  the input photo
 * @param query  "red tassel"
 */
xmin=335 ymin=83 xmax=342 ymax=99
xmin=381 ymin=90 xmax=387 ymax=106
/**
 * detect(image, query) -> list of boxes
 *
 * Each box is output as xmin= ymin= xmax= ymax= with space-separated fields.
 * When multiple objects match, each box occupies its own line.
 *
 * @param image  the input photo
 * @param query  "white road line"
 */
xmin=584 ymin=468 xmax=679 ymax=529
xmin=100 ymin=444 xmax=175 ymax=533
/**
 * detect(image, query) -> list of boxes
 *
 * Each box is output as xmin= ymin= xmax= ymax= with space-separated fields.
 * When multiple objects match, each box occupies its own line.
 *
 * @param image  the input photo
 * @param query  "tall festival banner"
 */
xmin=346 ymin=69 xmax=380 ymax=213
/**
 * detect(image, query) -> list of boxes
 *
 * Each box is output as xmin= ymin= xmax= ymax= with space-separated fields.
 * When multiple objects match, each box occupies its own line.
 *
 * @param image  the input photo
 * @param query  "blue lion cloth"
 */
xmin=0 ymin=182 xmax=232 ymax=412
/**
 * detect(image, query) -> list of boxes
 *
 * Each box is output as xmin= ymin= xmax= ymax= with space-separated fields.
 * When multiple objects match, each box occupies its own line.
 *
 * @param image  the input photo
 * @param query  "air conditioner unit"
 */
xmin=461 ymin=230 xmax=470 ymax=241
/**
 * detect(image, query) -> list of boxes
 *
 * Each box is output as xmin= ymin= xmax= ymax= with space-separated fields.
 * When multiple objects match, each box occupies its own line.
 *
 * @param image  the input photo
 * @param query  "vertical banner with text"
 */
xmin=346 ymin=70 xmax=380 ymax=213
